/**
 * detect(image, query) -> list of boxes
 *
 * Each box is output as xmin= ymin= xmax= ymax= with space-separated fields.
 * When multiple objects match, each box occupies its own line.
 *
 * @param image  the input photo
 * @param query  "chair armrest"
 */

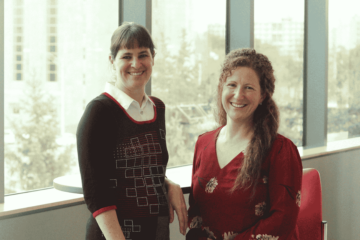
xmin=322 ymin=221 xmax=327 ymax=240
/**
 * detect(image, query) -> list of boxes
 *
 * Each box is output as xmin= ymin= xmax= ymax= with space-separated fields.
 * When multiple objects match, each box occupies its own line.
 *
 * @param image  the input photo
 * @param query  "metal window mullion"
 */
xmin=226 ymin=0 xmax=254 ymax=54
xmin=1 ymin=0 xmax=5 ymax=203
xmin=119 ymin=0 xmax=152 ymax=95
xmin=303 ymin=0 xmax=328 ymax=148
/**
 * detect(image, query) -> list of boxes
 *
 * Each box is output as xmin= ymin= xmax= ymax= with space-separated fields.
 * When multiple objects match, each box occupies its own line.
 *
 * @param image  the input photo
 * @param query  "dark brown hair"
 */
xmin=110 ymin=22 xmax=155 ymax=59
xmin=215 ymin=48 xmax=279 ymax=197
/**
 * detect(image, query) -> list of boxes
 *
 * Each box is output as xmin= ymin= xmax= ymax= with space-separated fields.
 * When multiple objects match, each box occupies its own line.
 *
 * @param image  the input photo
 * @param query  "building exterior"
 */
xmin=5 ymin=0 xmax=118 ymax=136
xmin=255 ymin=18 xmax=304 ymax=59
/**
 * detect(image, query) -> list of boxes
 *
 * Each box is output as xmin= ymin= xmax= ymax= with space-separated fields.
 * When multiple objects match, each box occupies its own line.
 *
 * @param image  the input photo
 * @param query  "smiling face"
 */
xmin=222 ymin=66 xmax=265 ymax=126
xmin=110 ymin=41 xmax=154 ymax=93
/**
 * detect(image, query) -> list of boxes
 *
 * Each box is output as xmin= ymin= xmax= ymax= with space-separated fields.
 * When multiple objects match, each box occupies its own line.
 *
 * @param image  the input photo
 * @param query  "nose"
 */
xmin=233 ymin=86 xmax=245 ymax=100
xmin=131 ymin=57 xmax=141 ymax=69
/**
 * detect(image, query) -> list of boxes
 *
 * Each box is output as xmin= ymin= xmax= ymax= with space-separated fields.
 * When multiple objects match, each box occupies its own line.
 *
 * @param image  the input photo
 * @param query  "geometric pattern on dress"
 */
xmin=116 ymin=133 xmax=162 ymax=169
xmin=113 ymin=132 xmax=167 ymax=214
xmin=109 ymin=179 xmax=117 ymax=188
xmin=121 ymin=219 xmax=141 ymax=240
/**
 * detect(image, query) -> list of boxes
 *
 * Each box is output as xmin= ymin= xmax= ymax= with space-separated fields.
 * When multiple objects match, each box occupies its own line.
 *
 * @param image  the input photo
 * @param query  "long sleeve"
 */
xmin=234 ymin=138 xmax=303 ymax=240
xmin=188 ymin=138 xmax=201 ymax=227
xmin=76 ymin=99 xmax=117 ymax=217
xmin=187 ymin=135 xmax=213 ymax=240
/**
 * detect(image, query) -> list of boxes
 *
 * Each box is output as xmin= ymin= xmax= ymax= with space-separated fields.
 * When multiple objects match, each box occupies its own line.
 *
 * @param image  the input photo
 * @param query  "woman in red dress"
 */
xmin=187 ymin=49 xmax=303 ymax=240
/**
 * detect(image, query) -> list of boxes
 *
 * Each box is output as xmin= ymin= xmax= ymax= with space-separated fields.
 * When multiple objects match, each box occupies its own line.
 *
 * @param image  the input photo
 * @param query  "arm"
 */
xmin=77 ymin=100 xmax=122 ymax=237
xmin=187 ymin=139 xmax=208 ymax=240
xmin=95 ymin=210 xmax=126 ymax=240
xmin=165 ymin=177 xmax=188 ymax=235
xmin=234 ymin=138 xmax=303 ymax=240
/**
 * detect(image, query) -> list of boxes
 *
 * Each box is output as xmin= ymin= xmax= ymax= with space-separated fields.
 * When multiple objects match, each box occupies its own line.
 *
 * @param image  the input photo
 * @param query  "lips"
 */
xmin=128 ymin=71 xmax=145 ymax=76
xmin=231 ymin=102 xmax=246 ymax=108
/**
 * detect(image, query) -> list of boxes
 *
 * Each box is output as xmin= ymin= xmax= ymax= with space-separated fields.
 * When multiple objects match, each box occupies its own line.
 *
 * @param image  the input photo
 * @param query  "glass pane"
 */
xmin=254 ymin=0 xmax=305 ymax=146
xmin=4 ymin=0 xmax=118 ymax=194
xmin=327 ymin=0 xmax=360 ymax=142
xmin=152 ymin=0 xmax=226 ymax=167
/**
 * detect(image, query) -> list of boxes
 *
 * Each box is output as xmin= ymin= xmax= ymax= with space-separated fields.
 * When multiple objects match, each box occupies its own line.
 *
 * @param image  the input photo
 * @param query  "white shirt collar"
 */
xmin=104 ymin=82 xmax=155 ymax=110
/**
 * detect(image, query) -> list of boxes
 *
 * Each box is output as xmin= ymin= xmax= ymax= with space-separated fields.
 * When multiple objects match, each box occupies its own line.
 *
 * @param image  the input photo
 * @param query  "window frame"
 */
xmin=1 ymin=0 xmax=4 ymax=203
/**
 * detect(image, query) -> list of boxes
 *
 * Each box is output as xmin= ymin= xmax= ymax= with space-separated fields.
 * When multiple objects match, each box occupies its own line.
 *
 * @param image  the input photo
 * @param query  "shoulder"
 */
xmin=195 ymin=127 xmax=221 ymax=149
xmin=267 ymin=134 xmax=302 ymax=167
xmin=271 ymin=134 xmax=298 ymax=154
xmin=81 ymin=94 xmax=116 ymax=121
xmin=149 ymin=96 xmax=165 ymax=108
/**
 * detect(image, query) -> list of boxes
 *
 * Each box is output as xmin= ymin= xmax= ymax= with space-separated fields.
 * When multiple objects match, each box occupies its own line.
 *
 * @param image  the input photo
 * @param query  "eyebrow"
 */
xmin=121 ymin=50 xmax=149 ymax=56
xmin=138 ymin=51 xmax=149 ymax=55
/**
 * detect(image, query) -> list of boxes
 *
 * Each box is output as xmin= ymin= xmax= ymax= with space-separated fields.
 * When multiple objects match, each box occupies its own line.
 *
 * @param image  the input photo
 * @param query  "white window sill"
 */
xmin=1 ymin=137 xmax=359 ymax=219
xmin=299 ymin=136 xmax=360 ymax=160
xmin=0 ymin=188 xmax=84 ymax=219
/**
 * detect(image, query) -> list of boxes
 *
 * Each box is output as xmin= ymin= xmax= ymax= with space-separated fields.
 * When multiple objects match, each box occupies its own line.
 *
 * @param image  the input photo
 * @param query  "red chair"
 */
xmin=297 ymin=168 xmax=327 ymax=240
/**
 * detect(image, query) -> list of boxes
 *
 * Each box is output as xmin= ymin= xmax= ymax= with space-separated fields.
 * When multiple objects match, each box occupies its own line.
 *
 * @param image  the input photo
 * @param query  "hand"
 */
xmin=166 ymin=178 xmax=188 ymax=235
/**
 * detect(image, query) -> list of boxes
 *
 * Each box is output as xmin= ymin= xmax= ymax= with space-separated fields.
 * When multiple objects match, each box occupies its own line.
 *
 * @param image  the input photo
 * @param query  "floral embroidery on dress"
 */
xmin=250 ymin=234 xmax=279 ymax=240
xmin=255 ymin=202 xmax=267 ymax=216
xmin=296 ymin=190 xmax=301 ymax=207
xmin=205 ymin=177 xmax=218 ymax=193
xmin=262 ymin=176 xmax=268 ymax=184
xmin=223 ymin=231 xmax=238 ymax=240
xmin=190 ymin=216 xmax=203 ymax=229
xmin=203 ymin=227 xmax=217 ymax=239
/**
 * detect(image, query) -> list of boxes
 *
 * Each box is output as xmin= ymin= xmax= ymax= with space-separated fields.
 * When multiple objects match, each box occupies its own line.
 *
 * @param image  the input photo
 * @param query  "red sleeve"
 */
xmin=235 ymin=137 xmax=303 ymax=240
xmin=188 ymin=137 xmax=202 ymax=228
xmin=187 ymin=136 xmax=208 ymax=240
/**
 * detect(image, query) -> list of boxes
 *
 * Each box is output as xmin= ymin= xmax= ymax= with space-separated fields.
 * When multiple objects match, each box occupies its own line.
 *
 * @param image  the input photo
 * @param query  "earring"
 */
xmin=259 ymin=102 xmax=262 ymax=106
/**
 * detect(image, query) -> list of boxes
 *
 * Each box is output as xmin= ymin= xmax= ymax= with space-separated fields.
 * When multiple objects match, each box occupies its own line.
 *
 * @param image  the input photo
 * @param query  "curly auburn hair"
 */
xmin=215 ymin=48 xmax=279 ymax=196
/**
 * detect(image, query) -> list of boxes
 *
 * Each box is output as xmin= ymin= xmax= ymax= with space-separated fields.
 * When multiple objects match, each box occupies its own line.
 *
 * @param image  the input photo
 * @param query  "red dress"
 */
xmin=187 ymin=127 xmax=303 ymax=240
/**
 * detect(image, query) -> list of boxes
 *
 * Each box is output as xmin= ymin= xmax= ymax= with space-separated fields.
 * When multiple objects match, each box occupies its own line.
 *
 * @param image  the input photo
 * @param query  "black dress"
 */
xmin=77 ymin=93 xmax=170 ymax=240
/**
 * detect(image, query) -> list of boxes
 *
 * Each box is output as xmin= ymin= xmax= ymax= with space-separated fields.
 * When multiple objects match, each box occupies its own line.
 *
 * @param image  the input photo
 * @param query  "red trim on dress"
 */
xmin=102 ymin=92 xmax=157 ymax=124
xmin=93 ymin=205 xmax=117 ymax=218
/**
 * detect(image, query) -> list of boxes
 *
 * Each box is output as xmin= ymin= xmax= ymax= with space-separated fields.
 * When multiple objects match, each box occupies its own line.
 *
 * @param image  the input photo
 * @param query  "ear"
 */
xmin=109 ymin=55 xmax=116 ymax=70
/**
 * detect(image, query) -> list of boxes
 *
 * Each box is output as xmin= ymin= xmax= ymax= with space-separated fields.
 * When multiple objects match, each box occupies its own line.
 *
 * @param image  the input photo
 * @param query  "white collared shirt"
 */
xmin=104 ymin=82 xmax=155 ymax=122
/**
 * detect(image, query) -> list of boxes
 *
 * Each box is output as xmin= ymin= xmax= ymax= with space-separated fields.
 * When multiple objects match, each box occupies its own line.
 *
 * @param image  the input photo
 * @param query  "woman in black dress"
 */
xmin=77 ymin=22 xmax=187 ymax=240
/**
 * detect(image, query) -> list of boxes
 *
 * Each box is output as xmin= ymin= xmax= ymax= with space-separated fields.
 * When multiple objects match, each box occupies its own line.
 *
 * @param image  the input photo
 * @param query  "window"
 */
xmin=327 ymin=0 xmax=360 ymax=141
xmin=49 ymin=73 xmax=56 ymax=81
xmin=254 ymin=0 xmax=304 ymax=147
xmin=49 ymin=27 xmax=56 ymax=33
xmin=152 ymin=0 xmax=226 ymax=167
xmin=4 ymin=0 xmax=118 ymax=194
xmin=49 ymin=64 xmax=56 ymax=71
xmin=16 ymin=73 xmax=22 ymax=80
xmin=15 ymin=17 xmax=22 ymax=24
xmin=49 ymin=17 xmax=56 ymax=24
xmin=49 ymin=8 xmax=56 ymax=15
xmin=49 ymin=45 xmax=56 ymax=52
